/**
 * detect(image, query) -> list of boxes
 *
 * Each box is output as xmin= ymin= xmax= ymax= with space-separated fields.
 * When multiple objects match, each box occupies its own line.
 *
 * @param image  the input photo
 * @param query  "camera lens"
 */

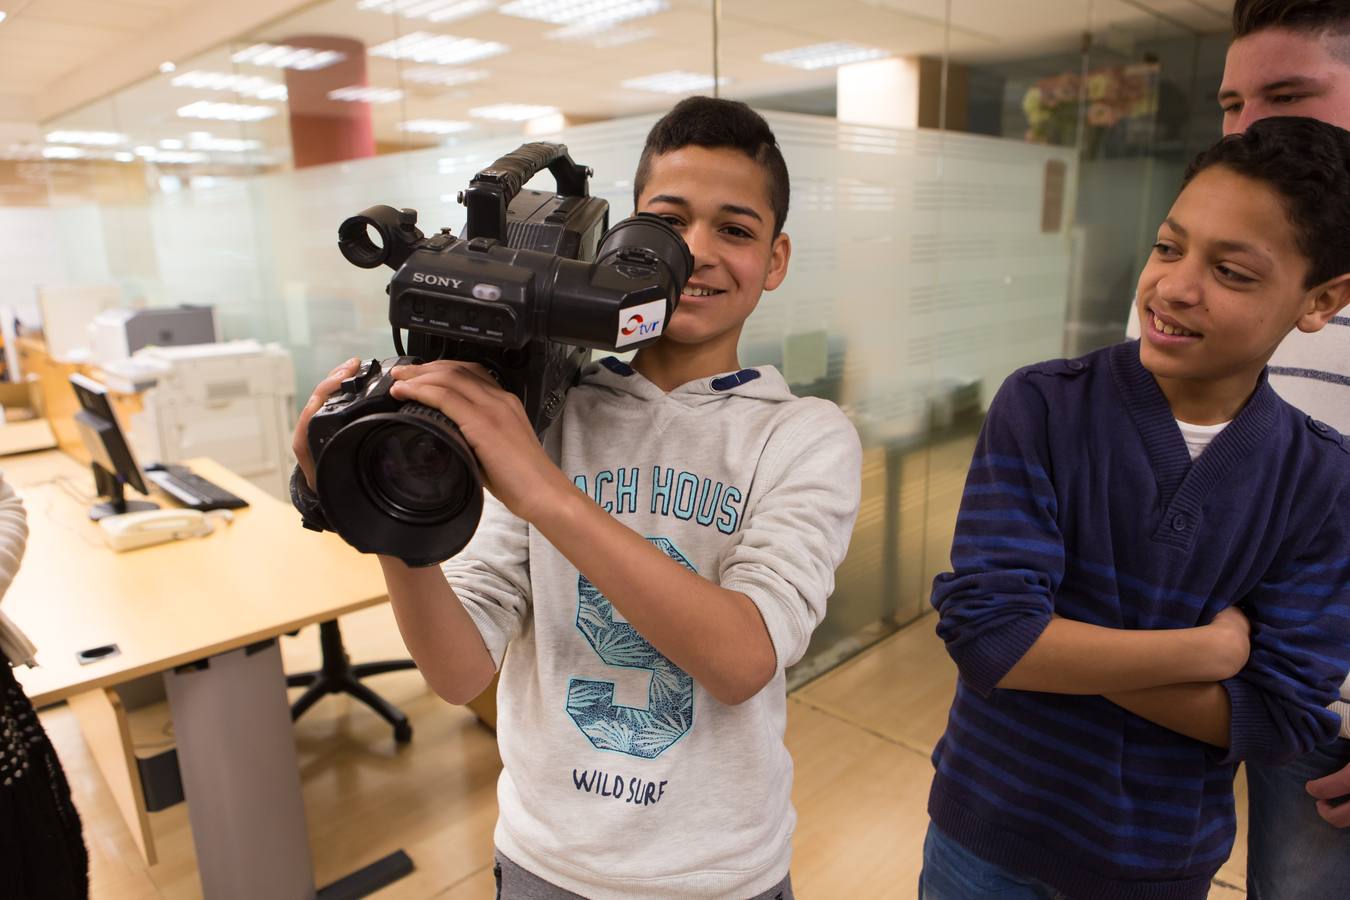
xmin=315 ymin=396 xmax=485 ymax=565
xmin=359 ymin=422 xmax=472 ymax=520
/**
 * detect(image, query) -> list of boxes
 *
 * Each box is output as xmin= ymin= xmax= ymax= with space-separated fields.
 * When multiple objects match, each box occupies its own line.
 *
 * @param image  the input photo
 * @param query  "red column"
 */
xmin=281 ymin=36 xmax=376 ymax=169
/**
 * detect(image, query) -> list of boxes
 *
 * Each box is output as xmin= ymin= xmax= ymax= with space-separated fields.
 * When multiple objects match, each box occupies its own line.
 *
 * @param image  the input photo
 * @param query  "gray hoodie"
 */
xmin=444 ymin=356 xmax=862 ymax=898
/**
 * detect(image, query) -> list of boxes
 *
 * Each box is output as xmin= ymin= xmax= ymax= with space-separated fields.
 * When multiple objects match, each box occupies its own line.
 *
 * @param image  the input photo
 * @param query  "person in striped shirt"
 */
xmin=923 ymin=116 xmax=1350 ymax=900
xmin=1121 ymin=4 xmax=1350 ymax=896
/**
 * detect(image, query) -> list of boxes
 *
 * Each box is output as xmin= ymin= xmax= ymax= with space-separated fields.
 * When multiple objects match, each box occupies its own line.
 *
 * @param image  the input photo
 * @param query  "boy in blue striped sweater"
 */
xmin=923 ymin=116 xmax=1350 ymax=900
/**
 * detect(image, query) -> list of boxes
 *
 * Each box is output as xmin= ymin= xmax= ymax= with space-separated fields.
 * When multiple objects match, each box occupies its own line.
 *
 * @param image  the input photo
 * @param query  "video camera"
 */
xmin=306 ymin=143 xmax=692 ymax=566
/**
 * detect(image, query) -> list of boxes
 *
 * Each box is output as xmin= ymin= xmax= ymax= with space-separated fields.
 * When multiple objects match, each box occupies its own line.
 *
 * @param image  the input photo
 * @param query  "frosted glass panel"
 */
xmin=754 ymin=117 xmax=1076 ymax=671
xmin=0 ymin=208 xmax=68 ymax=326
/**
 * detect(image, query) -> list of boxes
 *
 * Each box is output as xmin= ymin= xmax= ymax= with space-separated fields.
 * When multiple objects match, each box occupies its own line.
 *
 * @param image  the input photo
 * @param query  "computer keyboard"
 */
xmin=144 ymin=463 xmax=250 ymax=511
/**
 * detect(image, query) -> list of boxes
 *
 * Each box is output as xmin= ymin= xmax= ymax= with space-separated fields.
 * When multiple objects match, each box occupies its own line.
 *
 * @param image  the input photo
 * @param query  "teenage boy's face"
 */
xmin=636 ymin=145 xmax=790 ymax=347
xmin=1135 ymin=166 xmax=1325 ymax=384
xmin=1220 ymin=28 xmax=1350 ymax=134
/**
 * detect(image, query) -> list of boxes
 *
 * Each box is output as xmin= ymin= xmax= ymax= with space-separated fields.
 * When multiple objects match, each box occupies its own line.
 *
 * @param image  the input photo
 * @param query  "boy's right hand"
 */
xmin=292 ymin=357 xmax=362 ymax=491
xmin=1207 ymin=605 xmax=1252 ymax=681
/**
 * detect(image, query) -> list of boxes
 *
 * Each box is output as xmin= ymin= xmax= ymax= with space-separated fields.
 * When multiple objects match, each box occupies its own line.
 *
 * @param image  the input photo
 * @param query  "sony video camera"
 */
xmin=307 ymin=143 xmax=692 ymax=566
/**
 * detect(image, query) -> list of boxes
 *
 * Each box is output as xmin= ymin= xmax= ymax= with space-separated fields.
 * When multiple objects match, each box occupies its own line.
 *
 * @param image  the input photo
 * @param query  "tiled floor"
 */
xmin=42 ymin=605 xmax=1249 ymax=898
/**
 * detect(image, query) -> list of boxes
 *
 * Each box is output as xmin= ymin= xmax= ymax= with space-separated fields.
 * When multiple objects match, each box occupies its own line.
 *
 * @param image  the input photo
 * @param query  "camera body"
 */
xmin=310 ymin=143 xmax=692 ymax=566
xmin=382 ymin=205 xmax=683 ymax=430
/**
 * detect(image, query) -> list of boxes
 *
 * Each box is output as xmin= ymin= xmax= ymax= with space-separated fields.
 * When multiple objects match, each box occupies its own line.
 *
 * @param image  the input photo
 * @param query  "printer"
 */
xmin=116 ymin=341 xmax=296 ymax=500
xmin=89 ymin=306 xmax=218 ymax=365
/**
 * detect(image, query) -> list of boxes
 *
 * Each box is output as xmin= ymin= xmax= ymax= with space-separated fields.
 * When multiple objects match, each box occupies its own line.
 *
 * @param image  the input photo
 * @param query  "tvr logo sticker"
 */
xmin=621 ymin=314 xmax=661 ymax=337
xmin=615 ymin=298 xmax=667 ymax=348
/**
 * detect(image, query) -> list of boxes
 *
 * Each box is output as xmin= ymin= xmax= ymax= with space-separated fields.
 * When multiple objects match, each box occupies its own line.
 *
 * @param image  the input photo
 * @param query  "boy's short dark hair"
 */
xmin=1234 ymin=0 xmax=1350 ymax=43
xmin=1183 ymin=116 xmax=1350 ymax=288
xmin=634 ymin=96 xmax=790 ymax=236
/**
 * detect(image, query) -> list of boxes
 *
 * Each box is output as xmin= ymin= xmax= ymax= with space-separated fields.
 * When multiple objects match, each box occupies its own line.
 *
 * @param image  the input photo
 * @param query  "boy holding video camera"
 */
xmin=293 ymin=97 xmax=862 ymax=898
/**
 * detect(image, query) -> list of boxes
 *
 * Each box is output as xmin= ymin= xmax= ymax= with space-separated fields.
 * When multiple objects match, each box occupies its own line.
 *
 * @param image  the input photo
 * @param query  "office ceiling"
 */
xmin=7 ymin=0 xmax=1233 ymax=162
xmin=0 ymin=0 xmax=317 ymax=121
xmin=0 ymin=0 xmax=197 ymax=90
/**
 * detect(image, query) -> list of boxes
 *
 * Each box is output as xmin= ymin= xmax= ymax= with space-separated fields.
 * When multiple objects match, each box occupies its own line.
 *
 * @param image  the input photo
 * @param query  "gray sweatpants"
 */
xmin=494 ymin=851 xmax=795 ymax=900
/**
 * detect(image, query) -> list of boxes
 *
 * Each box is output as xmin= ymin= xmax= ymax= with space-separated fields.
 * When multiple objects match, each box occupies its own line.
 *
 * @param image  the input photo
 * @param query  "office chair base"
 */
xmin=287 ymin=620 xmax=418 ymax=743
xmin=318 ymin=849 xmax=415 ymax=900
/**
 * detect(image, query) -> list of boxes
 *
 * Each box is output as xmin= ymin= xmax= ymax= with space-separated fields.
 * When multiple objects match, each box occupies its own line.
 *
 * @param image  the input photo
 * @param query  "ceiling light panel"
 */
xmin=762 ymin=41 xmax=890 ymax=70
xmin=369 ymin=32 xmax=509 ymax=65
xmin=45 ymin=130 xmax=127 ymax=146
xmin=498 ymin=0 xmax=666 ymax=26
xmin=144 ymin=150 xmax=210 ymax=165
xmin=469 ymin=103 xmax=559 ymax=121
xmin=400 ymin=119 xmax=474 ymax=134
xmin=400 ymin=66 xmax=489 ymax=87
xmin=42 ymin=147 xmax=87 ymax=160
xmin=621 ymin=70 xmax=726 ymax=94
xmin=233 ymin=43 xmax=346 ymax=71
xmin=188 ymin=133 xmax=264 ymax=153
xmin=356 ymin=0 xmax=495 ymax=23
xmin=177 ymin=101 xmax=280 ymax=122
xmin=172 ymin=71 xmax=289 ymax=101
xmin=328 ymin=86 xmax=405 ymax=103
xmin=548 ymin=22 xmax=654 ymax=46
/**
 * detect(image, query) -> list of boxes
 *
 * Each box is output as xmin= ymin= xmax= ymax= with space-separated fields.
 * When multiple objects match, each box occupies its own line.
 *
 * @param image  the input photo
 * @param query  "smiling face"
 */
xmin=635 ymin=145 xmax=790 ymax=351
xmin=1220 ymin=28 xmax=1350 ymax=134
xmin=1136 ymin=165 xmax=1316 ymax=386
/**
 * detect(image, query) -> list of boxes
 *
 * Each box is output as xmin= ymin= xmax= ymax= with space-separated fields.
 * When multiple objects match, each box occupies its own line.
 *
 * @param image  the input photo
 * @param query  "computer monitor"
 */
xmin=70 ymin=373 xmax=159 ymax=521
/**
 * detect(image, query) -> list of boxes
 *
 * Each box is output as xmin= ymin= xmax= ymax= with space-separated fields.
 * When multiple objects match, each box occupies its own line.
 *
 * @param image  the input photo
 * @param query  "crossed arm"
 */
xmin=994 ymin=612 xmax=1249 ymax=747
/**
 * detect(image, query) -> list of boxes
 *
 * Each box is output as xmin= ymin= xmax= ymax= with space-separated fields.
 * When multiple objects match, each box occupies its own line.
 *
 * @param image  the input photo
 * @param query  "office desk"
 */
xmin=4 ymin=451 xmax=407 ymax=899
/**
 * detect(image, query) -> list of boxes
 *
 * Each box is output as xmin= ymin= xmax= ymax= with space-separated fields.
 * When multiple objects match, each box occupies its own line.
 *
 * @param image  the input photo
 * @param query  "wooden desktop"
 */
xmin=4 ymin=450 xmax=404 ymax=898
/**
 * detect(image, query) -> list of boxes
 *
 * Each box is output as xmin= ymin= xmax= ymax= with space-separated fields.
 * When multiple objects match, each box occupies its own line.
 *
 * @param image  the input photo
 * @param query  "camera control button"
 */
xmin=472 ymin=283 xmax=502 ymax=301
xmin=468 ymin=237 xmax=495 ymax=253
xmin=339 ymin=359 xmax=379 ymax=393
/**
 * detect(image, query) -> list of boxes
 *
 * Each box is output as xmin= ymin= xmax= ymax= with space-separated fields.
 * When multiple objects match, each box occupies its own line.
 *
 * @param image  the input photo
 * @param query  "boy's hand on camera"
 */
xmin=1206 ymin=605 xmax=1252 ymax=681
xmin=292 ymin=357 xmax=361 ymax=491
xmin=389 ymin=360 xmax=570 ymax=522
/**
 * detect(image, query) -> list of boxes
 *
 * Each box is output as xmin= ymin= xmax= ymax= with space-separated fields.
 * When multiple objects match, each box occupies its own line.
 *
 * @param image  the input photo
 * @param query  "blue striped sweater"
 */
xmin=928 ymin=342 xmax=1350 ymax=900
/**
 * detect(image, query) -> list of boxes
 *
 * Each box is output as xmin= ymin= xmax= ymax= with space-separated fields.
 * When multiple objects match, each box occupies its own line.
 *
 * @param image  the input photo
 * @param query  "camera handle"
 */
xmin=462 ymin=142 xmax=592 ymax=243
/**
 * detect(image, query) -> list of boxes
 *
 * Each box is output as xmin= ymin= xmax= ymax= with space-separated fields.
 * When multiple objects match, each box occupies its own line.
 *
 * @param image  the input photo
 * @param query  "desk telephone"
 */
xmin=99 ymin=508 xmax=234 ymax=552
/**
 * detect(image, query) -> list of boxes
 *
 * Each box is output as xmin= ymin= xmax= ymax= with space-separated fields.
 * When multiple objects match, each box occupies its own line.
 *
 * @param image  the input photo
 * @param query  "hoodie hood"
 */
xmin=578 ymin=355 xmax=796 ymax=409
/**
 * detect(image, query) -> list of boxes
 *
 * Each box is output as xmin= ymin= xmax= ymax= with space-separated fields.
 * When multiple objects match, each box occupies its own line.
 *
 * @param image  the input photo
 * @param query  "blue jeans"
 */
xmin=918 ymin=824 xmax=1066 ymax=900
xmin=1246 ymin=738 xmax=1350 ymax=900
